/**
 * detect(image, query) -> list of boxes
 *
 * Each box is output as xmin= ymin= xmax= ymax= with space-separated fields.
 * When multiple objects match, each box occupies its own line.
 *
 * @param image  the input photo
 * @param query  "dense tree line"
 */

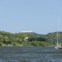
xmin=0 ymin=31 xmax=62 ymax=46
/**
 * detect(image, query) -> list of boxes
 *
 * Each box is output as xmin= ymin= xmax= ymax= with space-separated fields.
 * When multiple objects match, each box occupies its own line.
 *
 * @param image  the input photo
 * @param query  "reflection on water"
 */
xmin=0 ymin=46 xmax=62 ymax=62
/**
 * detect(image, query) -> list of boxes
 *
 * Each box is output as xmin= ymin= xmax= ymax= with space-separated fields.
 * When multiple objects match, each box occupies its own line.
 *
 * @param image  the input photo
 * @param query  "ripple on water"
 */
xmin=0 ymin=47 xmax=62 ymax=62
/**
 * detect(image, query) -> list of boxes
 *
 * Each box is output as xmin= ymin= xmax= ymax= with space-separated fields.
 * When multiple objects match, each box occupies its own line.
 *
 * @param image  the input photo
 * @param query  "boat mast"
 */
xmin=56 ymin=16 xmax=59 ymax=46
xmin=57 ymin=30 xmax=59 ymax=46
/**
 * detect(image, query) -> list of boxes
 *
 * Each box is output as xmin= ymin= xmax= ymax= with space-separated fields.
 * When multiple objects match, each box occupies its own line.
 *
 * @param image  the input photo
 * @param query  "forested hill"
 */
xmin=0 ymin=31 xmax=62 ymax=46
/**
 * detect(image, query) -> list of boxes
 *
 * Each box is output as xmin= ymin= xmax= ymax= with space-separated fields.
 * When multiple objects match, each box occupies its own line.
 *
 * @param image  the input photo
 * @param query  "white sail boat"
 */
xmin=55 ymin=17 xmax=62 ymax=49
xmin=55 ymin=32 xmax=62 ymax=49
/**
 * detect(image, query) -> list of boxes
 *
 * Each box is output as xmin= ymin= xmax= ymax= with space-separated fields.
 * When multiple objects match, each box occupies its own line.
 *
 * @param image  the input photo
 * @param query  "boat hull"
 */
xmin=55 ymin=46 xmax=62 ymax=49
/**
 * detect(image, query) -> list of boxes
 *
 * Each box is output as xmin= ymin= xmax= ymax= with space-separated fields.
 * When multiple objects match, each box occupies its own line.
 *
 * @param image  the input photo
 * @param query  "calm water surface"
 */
xmin=0 ymin=46 xmax=62 ymax=62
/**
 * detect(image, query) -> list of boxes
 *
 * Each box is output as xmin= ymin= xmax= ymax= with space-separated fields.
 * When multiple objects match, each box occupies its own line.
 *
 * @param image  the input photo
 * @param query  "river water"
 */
xmin=0 ymin=46 xmax=62 ymax=62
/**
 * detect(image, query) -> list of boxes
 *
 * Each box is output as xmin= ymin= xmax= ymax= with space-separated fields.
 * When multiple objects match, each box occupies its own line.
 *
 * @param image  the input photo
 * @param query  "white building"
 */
xmin=21 ymin=31 xmax=32 ymax=33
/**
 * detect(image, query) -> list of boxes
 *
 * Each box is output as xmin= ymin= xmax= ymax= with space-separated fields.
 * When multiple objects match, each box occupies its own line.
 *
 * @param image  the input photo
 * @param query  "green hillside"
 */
xmin=0 ymin=31 xmax=62 ymax=46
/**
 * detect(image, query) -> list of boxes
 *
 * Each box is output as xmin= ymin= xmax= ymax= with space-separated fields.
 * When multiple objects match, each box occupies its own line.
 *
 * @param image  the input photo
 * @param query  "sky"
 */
xmin=0 ymin=0 xmax=62 ymax=34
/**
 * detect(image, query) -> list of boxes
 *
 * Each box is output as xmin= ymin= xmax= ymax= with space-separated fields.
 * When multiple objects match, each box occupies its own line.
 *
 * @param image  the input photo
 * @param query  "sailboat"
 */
xmin=55 ymin=32 xmax=62 ymax=49
xmin=55 ymin=17 xmax=62 ymax=49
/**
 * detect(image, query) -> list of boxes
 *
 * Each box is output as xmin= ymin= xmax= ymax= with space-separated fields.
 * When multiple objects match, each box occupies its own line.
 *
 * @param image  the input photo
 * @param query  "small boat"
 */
xmin=55 ymin=44 xmax=62 ymax=49
xmin=55 ymin=32 xmax=62 ymax=49
xmin=55 ymin=18 xmax=62 ymax=49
